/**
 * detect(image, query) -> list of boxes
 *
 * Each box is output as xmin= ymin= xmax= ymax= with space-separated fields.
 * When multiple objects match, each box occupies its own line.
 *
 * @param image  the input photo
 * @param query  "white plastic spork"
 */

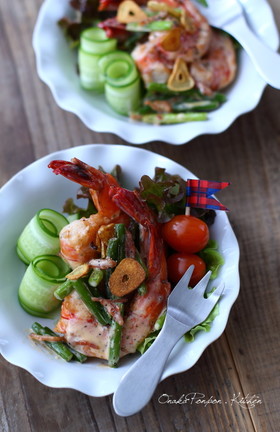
xmin=113 ymin=265 xmax=224 ymax=416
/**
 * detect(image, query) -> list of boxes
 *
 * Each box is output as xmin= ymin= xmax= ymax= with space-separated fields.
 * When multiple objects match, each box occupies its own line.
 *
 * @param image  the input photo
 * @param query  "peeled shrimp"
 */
xmin=131 ymin=1 xmax=237 ymax=94
xmin=190 ymin=29 xmax=237 ymax=95
xmin=132 ymin=0 xmax=212 ymax=86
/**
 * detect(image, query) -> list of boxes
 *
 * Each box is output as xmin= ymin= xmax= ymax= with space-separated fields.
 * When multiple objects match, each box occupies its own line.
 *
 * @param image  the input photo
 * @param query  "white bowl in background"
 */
xmin=32 ymin=0 xmax=279 ymax=145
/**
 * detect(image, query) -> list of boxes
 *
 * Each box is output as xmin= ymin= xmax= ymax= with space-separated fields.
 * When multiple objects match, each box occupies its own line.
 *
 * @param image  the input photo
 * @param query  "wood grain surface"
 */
xmin=0 ymin=1 xmax=279 ymax=431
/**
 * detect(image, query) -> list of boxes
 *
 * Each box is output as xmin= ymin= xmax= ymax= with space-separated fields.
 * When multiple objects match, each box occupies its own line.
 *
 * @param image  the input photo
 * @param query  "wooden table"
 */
xmin=1 ymin=1 xmax=279 ymax=431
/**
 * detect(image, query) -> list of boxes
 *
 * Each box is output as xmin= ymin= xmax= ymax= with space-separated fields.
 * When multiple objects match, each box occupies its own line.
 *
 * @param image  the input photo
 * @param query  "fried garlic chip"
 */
xmin=161 ymin=28 xmax=182 ymax=52
xmin=147 ymin=1 xmax=181 ymax=18
xmin=117 ymin=0 xmax=147 ymax=23
xmin=180 ymin=9 xmax=196 ymax=32
xmin=167 ymin=58 xmax=195 ymax=91
xmin=66 ymin=263 xmax=90 ymax=280
xmin=96 ymin=223 xmax=116 ymax=257
xmin=109 ymin=258 xmax=146 ymax=297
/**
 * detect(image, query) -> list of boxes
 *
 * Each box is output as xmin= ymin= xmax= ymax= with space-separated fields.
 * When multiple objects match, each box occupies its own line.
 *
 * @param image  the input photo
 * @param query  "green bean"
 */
xmin=31 ymin=322 xmax=73 ymax=362
xmin=54 ymin=279 xmax=73 ymax=300
xmin=72 ymin=279 xmax=111 ymax=325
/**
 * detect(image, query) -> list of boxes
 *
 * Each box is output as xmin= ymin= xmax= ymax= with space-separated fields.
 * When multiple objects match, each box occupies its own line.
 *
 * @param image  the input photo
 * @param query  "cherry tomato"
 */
xmin=162 ymin=215 xmax=209 ymax=254
xmin=167 ymin=253 xmax=206 ymax=287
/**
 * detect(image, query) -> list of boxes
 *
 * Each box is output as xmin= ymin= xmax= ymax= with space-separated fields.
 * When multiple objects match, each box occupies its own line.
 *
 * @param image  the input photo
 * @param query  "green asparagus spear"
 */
xmin=31 ymin=322 xmax=73 ymax=362
xmin=173 ymin=100 xmax=220 ymax=112
xmin=66 ymin=345 xmax=88 ymax=363
xmin=134 ymin=248 xmax=148 ymax=295
xmin=115 ymin=224 xmax=126 ymax=262
xmin=146 ymin=83 xmax=199 ymax=96
xmin=137 ymin=282 xmax=147 ymax=295
xmin=105 ymin=237 xmax=119 ymax=296
xmin=126 ymin=20 xmax=174 ymax=32
xmin=139 ymin=112 xmax=208 ymax=124
xmin=32 ymin=322 xmax=87 ymax=363
xmin=107 ymin=224 xmax=126 ymax=367
xmin=72 ymin=279 xmax=111 ymax=325
xmin=54 ymin=279 xmax=73 ymax=300
xmin=88 ymin=268 xmax=104 ymax=288
xmin=108 ymin=318 xmax=123 ymax=367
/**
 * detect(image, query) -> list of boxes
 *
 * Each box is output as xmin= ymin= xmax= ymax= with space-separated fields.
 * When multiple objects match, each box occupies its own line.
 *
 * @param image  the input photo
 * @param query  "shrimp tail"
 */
xmin=110 ymin=187 xmax=156 ymax=226
xmin=110 ymin=187 xmax=163 ymax=278
xmin=111 ymin=188 xmax=171 ymax=354
xmin=49 ymin=158 xmax=121 ymax=215
xmin=48 ymin=158 xmax=111 ymax=190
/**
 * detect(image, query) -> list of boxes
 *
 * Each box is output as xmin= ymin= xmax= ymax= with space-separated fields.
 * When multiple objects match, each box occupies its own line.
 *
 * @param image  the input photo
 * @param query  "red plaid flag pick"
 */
xmin=186 ymin=179 xmax=230 ymax=211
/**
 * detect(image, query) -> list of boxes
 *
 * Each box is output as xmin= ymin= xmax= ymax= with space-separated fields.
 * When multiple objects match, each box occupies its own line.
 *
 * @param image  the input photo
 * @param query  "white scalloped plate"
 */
xmin=0 ymin=144 xmax=239 ymax=397
xmin=32 ymin=0 xmax=279 ymax=145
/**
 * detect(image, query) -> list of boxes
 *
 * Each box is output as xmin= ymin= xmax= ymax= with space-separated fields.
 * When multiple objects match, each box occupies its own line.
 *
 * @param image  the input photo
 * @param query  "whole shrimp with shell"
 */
xmin=48 ymin=158 xmax=171 ymax=360
xmin=49 ymin=159 xmax=130 ymax=268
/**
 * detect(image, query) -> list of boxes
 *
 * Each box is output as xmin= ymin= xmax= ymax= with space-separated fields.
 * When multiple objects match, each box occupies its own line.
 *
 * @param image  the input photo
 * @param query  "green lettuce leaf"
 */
xmin=63 ymin=186 xmax=97 ymax=218
xmin=137 ymin=330 xmax=160 ymax=355
xmin=195 ymin=0 xmax=208 ymax=6
xmin=199 ymin=240 xmax=224 ymax=279
xmin=139 ymin=168 xmax=216 ymax=225
xmin=184 ymin=287 xmax=220 ymax=342
xmin=139 ymin=168 xmax=186 ymax=222
xmin=137 ymin=312 xmax=166 ymax=354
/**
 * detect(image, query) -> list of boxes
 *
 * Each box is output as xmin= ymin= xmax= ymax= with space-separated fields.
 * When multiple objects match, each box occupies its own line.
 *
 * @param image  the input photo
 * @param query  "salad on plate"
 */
xmin=17 ymin=157 xmax=225 ymax=367
xmin=58 ymin=0 xmax=238 ymax=124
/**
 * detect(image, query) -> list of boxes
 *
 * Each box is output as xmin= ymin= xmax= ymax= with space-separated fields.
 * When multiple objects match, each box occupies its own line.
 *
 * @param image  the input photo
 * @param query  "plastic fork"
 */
xmin=195 ymin=0 xmax=280 ymax=89
xmin=113 ymin=265 xmax=224 ymax=416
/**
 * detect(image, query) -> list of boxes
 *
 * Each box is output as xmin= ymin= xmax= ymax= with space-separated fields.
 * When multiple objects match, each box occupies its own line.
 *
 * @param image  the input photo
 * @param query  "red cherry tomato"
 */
xmin=162 ymin=215 xmax=209 ymax=254
xmin=167 ymin=253 xmax=206 ymax=287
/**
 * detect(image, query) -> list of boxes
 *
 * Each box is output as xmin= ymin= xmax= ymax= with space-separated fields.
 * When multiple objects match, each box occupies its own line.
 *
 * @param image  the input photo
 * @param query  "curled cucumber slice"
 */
xmin=17 ymin=209 xmax=68 ymax=264
xmin=18 ymin=255 xmax=70 ymax=317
